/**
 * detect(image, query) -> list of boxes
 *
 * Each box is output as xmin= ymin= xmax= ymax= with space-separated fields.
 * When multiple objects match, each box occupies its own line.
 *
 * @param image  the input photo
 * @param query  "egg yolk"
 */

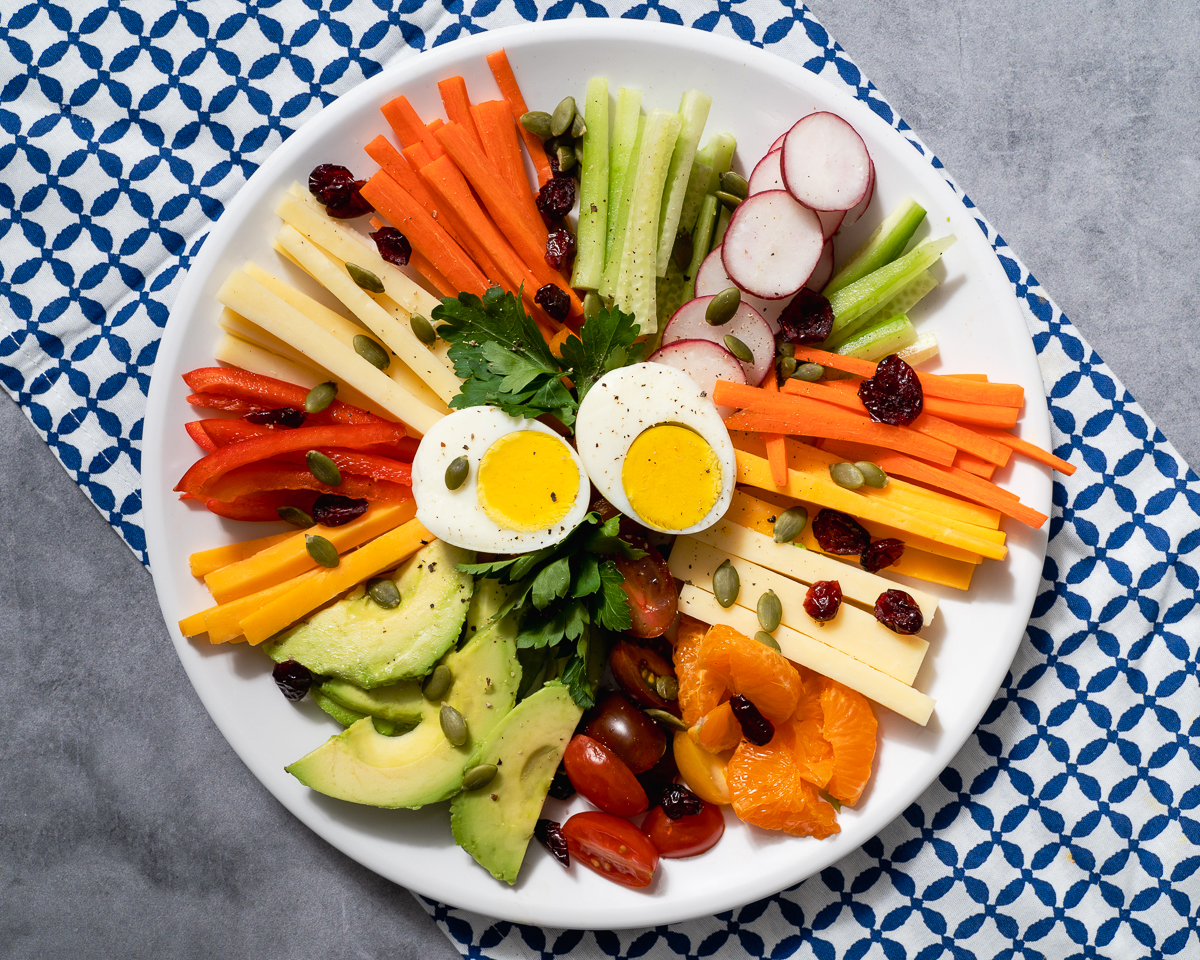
xmin=621 ymin=424 xmax=722 ymax=530
xmin=476 ymin=430 xmax=580 ymax=532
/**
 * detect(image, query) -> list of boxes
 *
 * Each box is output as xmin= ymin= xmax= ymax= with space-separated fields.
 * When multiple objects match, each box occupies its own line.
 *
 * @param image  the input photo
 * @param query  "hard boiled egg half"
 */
xmin=575 ymin=363 xmax=736 ymax=535
xmin=411 ymin=406 xmax=590 ymax=552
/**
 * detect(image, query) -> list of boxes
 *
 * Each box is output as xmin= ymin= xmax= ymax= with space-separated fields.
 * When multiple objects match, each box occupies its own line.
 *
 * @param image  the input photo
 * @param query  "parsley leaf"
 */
xmin=557 ymin=304 xmax=644 ymax=404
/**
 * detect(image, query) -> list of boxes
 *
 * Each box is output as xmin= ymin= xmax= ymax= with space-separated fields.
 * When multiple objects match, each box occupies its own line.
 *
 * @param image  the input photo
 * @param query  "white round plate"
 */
xmin=143 ymin=20 xmax=1051 ymax=930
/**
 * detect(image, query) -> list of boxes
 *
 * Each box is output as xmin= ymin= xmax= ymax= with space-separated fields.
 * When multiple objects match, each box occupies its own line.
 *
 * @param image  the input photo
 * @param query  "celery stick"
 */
xmin=678 ymin=159 xmax=714 ymax=234
xmin=685 ymin=193 xmax=719 ymax=302
xmin=824 ymin=196 xmax=927 ymax=296
xmin=698 ymin=132 xmax=736 ymax=185
xmin=896 ymin=330 xmax=939 ymax=367
xmin=835 ymin=315 xmax=918 ymax=362
xmin=571 ymin=78 xmax=610 ymax=292
xmin=656 ymin=90 xmax=713 ymax=277
xmin=826 ymin=235 xmax=956 ymax=341
xmin=603 ymin=89 xmax=643 ymax=273
xmin=615 ymin=109 xmax=682 ymax=331
xmin=712 ymin=205 xmax=732 ymax=250
xmin=823 ymin=269 xmax=938 ymax=350
xmin=599 ymin=112 xmax=645 ymax=300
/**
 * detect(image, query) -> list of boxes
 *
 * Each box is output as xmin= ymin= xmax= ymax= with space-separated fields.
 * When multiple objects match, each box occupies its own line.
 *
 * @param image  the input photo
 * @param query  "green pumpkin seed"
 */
xmin=347 ymin=262 xmax=385 ymax=293
xmin=829 ymin=461 xmax=865 ymax=490
xmin=672 ymin=230 xmax=694 ymax=273
xmin=757 ymin=589 xmax=783 ymax=633
xmin=777 ymin=341 xmax=793 ymax=360
xmin=353 ymin=334 xmax=389 ymax=371
xmin=582 ymin=291 xmax=602 ymax=322
xmin=555 ymin=143 xmax=576 ymax=173
xmin=645 ymin=708 xmax=689 ymax=732
xmin=445 ymin=456 xmax=470 ymax=491
xmin=305 ymin=534 xmax=339 ymax=568
xmin=422 ymin=664 xmax=453 ymax=702
xmin=655 ymin=675 xmax=679 ymax=701
xmin=720 ymin=171 xmax=750 ymax=199
xmin=462 ymin=763 xmax=498 ymax=791
xmin=306 ymin=449 xmax=342 ymax=487
xmin=855 ymin=461 xmax=889 ymax=489
xmin=778 ymin=356 xmax=798 ymax=380
xmin=713 ymin=559 xmax=740 ymax=608
xmin=304 ymin=381 xmax=337 ymax=414
xmin=791 ymin=362 xmax=824 ymax=382
xmin=571 ymin=112 xmax=587 ymax=139
xmin=520 ymin=110 xmax=553 ymax=139
xmin=550 ymin=96 xmax=577 ymax=137
xmin=276 ymin=505 xmax=314 ymax=528
xmin=715 ymin=190 xmax=743 ymax=212
xmin=821 ymin=791 xmax=843 ymax=812
xmin=706 ymin=286 xmax=741 ymax=326
xmin=724 ymin=334 xmax=753 ymax=365
xmin=773 ymin=506 xmax=809 ymax=544
xmin=440 ymin=702 xmax=468 ymax=746
xmin=410 ymin=313 xmax=437 ymax=346
xmin=367 ymin=577 xmax=401 ymax=609
xmin=574 ymin=140 xmax=585 ymax=165
xmin=755 ymin=631 xmax=782 ymax=652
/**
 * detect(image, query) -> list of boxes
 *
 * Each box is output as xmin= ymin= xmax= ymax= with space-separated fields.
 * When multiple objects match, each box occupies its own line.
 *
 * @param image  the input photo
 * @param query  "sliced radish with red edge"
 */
xmin=805 ymin=239 xmax=835 ymax=292
xmin=695 ymin=248 xmax=782 ymax=333
xmin=648 ymin=339 xmax=746 ymax=418
xmin=747 ymin=149 xmax=782 ymax=196
xmin=781 ymin=112 xmax=871 ymax=212
xmin=662 ymin=296 xmax=774 ymax=387
xmin=841 ymin=158 xmax=875 ymax=228
xmin=721 ymin=190 xmax=824 ymax=300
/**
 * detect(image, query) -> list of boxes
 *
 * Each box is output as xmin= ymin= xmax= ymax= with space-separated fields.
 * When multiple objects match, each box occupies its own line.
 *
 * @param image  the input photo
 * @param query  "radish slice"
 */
xmin=769 ymin=131 xmax=787 ymax=152
xmin=649 ymin=339 xmax=746 ymax=418
xmin=748 ymin=149 xmax=783 ymax=195
xmin=695 ymin=248 xmax=782 ymax=333
xmin=662 ymin=296 xmax=775 ymax=386
xmin=781 ymin=112 xmax=871 ymax=212
xmin=818 ymin=209 xmax=845 ymax=240
xmin=805 ymin=239 xmax=834 ymax=292
xmin=841 ymin=158 xmax=875 ymax=228
xmin=721 ymin=190 xmax=824 ymax=300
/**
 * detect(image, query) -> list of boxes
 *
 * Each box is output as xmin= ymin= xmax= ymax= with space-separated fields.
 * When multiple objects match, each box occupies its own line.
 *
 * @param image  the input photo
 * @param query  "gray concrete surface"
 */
xmin=3 ymin=2 xmax=1198 ymax=957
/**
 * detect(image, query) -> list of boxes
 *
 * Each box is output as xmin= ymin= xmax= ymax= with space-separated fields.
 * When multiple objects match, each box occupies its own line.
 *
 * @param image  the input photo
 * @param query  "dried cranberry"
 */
xmin=272 ymin=660 xmax=312 ymax=701
xmin=803 ymin=580 xmax=843 ymax=622
xmin=778 ymin=289 xmax=835 ymax=344
xmin=659 ymin=783 xmax=705 ymax=821
xmin=636 ymin=745 xmax=679 ymax=807
xmin=308 ymin=163 xmax=373 ymax=219
xmin=370 ymin=226 xmax=412 ymax=267
xmin=874 ymin=589 xmax=924 ymax=635
xmin=534 ymin=818 xmax=570 ymax=869
xmin=548 ymin=762 xmax=576 ymax=800
xmin=535 ymin=284 xmax=571 ymax=322
xmin=729 ymin=694 xmax=775 ymax=746
xmin=861 ymin=538 xmax=905 ymax=573
xmin=811 ymin=508 xmax=870 ymax=555
xmin=242 ymin=407 xmax=306 ymax=429
xmin=545 ymin=227 xmax=576 ymax=271
xmin=311 ymin=494 xmax=369 ymax=527
xmin=537 ymin=176 xmax=576 ymax=220
xmin=858 ymin=354 xmax=924 ymax=426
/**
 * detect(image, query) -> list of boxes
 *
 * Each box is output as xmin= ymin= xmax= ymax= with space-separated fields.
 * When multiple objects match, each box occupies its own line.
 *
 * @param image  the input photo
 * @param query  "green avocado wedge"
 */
xmin=314 ymin=677 xmax=423 ymax=729
xmin=286 ymin=615 xmax=520 ymax=809
xmin=265 ymin=540 xmax=474 ymax=688
xmin=450 ymin=681 xmax=583 ymax=883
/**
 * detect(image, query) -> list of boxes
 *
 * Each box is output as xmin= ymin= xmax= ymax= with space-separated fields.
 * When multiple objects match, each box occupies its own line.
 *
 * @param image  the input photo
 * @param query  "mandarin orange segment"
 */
xmin=700 ymin=624 xmax=802 ymax=723
xmin=791 ymin=667 xmax=825 ymax=725
xmin=819 ymin=678 xmax=878 ymax=806
xmin=674 ymin=615 xmax=728 ymax=726
xmin=789 ymin=717 xmax=834 ymax=789
xmin=727 ymin=725 xmax=840 ymax=839
xmin=690 ymin=700 xmax=742 ymax=753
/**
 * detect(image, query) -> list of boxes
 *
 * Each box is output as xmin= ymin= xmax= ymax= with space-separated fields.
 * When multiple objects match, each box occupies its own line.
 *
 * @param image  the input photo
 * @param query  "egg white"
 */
xmin=575 ymin=363 xmax=736 ymax=534
xmin=411 ymin=406 xmax=590 ymax=552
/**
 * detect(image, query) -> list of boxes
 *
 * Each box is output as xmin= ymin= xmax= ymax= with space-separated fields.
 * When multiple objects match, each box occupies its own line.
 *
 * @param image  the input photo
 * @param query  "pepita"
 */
xmin=347 ymin=262 xmax=385 ymax=293
xmin=550 ymin=96 xmax=577 ymax=138
xmin=855 ymin=461 xmax=889 ymax=489
xmin=306 ymin=449 xmax=342 ymax=487
xmin=755 ymin=631 xmax=782 ymax=652
xmin=353 ymin=334 xmax=389 ymax=371
xmin=655 ymin=675 xmax=679 ymax=701
xmin=462 ymin=763 xmax=498 ymax=791
xmin=720 ymin=171 xmax=750 ymax=199
xmin=410 ymin=313 xmax=437 ymax=346
xmin=724 ymin=334 xmax=753 ymax=365
xmin=276 ymin=505 xmax=314 ymax=528
xmin=706 ymin=286 xmax=741 ymax=326
xmin=304 ymin=381 xmax=337 ymax=414
xmin=520 ymin=110 xmax=553 ymax=139
xmin=829 ymin=461 xmax=865 ymax=490
xmin=713 ymin=559 xmax=740 ymax=608
xmin=367 ymin=577 xmax=401 ymax=609
xmin=445 ymin=455 xmax=470 ymax=490
xmin=571 ymin=112 xmax=587 ymax=139
xmin=757 ymin=589 xmax=783 ymax=633
xmin=715 ymin=190 xmax=743 ymax=212
xmin=773 ymin=506 xmax=808 ymax=544
xmin=440 ymin=702 xmax=469 ymax=746
xmin=422 ymin=664 xmax=453 ymax=702
xmin=791 ymin=362 xmax=824 ymax=382
xmin=305 ymin=534 xmax=339 ymax=568
xmin=645 ymin=708 xmax=689 ymax=732
xmin=778 ymin=355 xmax=797 ymax=380
xmin=555 ymin=143 xmax=576 ymax=173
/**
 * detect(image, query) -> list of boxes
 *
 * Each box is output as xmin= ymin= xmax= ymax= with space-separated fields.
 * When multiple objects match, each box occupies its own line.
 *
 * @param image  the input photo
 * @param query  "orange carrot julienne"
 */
xmin=760 ymin=371 xmax=789 ymax=486
xmin=403 ymin=141 xmax=433 ymax=169
xmin=486 ymin=49 xmax=554 ymax=188
xmin=379 ymin=95 xmax=445 ymax=159
xmin=472 ymin=98 xmax=545 ymax=239
xmin=953 ymin=451 xmax=997 ymax=480
xmin=977 ymin=427 xmax=1077 ymax=475
xmin=409 ymin=250 xmax=456 ymax=298
xmin=364 ymin=135 xmax=453 ymax=234
xmin=438 ymin=76 xmax=483 ymax=151
xmin=818 ymin=376 xmax=1020 ymax=429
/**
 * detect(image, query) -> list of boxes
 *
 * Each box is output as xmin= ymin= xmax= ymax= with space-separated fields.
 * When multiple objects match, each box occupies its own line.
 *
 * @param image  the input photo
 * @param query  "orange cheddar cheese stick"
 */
xmin=188 ymin=531 xmax=292 ymax=578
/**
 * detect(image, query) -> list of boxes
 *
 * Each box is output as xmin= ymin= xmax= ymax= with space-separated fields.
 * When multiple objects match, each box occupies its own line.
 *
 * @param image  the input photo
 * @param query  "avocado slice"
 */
xmin=286 ymin=614 xmax=520 ymax=809
xmin=265 ymin=541 xmax=474 ymax=688
xmin=310 ymin=688 xmax=367 ymax=727
xmin=315 ymin=677 xmax=423 ymax=728
xmin=449 ymin=681 xmax=583 ymax=883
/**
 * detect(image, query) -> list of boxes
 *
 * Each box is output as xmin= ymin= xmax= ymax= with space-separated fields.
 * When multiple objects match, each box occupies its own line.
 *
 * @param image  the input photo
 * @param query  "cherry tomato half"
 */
xmin=562 ymin=734 xmax=649 ymax=816
xmin=610 ymin=641 xmax=680 ymax=715
xmin=561 ymin=811 xmax=660 ymax=888
xmin=643 ymin=801 xmax=726 ymax=858
xmin=672 ymin=730 xmax=732 ymax=806
xmin=582 ymin=691 xmax=667 ymax=774
xmin=613 ymin=539 xmax=678 ymax=639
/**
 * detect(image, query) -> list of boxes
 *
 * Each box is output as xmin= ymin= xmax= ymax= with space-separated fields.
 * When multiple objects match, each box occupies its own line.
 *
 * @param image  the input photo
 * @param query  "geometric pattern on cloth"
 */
xmin=1 ymin=3 xmax=1196 ymax=958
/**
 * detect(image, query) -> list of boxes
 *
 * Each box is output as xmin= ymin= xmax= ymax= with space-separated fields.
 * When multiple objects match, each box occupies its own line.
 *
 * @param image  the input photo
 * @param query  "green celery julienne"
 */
xmin=569 ymin=77 xmax=610 ymax=292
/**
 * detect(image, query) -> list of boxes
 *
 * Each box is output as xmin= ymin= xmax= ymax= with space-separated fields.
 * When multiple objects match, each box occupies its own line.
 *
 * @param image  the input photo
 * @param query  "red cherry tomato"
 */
xmin=613 ymin=539 xmax=678 ymax=639
xmin=610 ymin=641 xmax=680 ymax=715
xmin=643 ymin=802 xmax=726 ymax=859
xmin=561 ymin=811 xmax=660 ymax=888
xmin=562 ymin=735 xmax=649 ymax=816
xmin=582 ymin=691 xmax=666 ymax=774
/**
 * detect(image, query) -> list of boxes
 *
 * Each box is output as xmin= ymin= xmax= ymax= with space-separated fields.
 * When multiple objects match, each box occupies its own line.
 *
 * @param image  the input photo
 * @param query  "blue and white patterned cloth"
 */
xmin=3 ymin=3 xmax=1197 ymax=957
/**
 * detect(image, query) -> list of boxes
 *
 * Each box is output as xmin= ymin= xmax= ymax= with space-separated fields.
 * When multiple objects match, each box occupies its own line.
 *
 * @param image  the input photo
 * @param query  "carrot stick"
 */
xmin=359 ymin=170 xmax=489 ymax=297
xmin=379 ymin=95 xmax=444 ymax=159
xmin=486 ymin=49 xmax=554 ymax=188
xmin=410 ymin=251 xmax=456 ymax=298
xmin=953 ymin=452 xmax=997 ymax=480
xmin=438 ymin=76 xmax=484 ymax=151
xmin=759 ymin=372 xmax=789 ymax=486
xmin=977 ymin=427 xmax=1077 ymax=475
xmin=365 ymin=135 xmax=451 ymax=231
xmin=473 ymin=99 xmax=545 ymax=240
xmin=818 ymin=376 xmax=1020 ymax=429
xmin=403 ymin=141 xmax=433 ymax=169
xmin=792 ymin=346 xmax=1026 ymax=408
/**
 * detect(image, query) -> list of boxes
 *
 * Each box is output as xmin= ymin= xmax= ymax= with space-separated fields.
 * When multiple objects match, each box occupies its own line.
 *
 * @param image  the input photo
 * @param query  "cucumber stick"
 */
xmin=696 ymin=132 xmax=736 ymax=184
xmin=677 ymin=159 xmax=714 ymax=235
xmin=823 ymin=268 xmax=938 ymax=350
xmin=614 ymin=109 xmax=682 ymax=331
xmin=655 ymin=90 xmax=712 ymax=277
xmin=824 ymin=196 xmax=927 ymax=296
xmin=835 ymin=314 xmax=918 ymax=362
xmin=599 ymin=111 xmax=645 ymax=300
xmin=570 ymin=78 xmax=610 ymax=291
xmin=686 ymin=193 xmax=720 ymax=301
xmin=600 ymin=89 xmax=643 ymax=294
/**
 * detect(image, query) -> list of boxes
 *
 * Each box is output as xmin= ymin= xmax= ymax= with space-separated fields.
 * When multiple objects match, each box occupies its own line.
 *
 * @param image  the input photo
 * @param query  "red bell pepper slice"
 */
xmin=200 ymin=490 xmax=319 ymax=522
xmin=268 ymin=449 xmax=413 ymax=486
xmin=186 ymin=419 xmax=420 ymax=460
xmin=182 ymin=368 xmax=389 ymax=426
xmin=185 ymin=421 xmax=218 ymax=453
xmin=176 ymin=423 xmax=408 ymax=497
xmin=200 ymin=463 xmax=413 ymax=504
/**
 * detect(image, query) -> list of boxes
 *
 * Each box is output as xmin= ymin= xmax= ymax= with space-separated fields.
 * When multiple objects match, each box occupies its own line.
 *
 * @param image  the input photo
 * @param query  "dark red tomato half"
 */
xmin=582 ymin=691 xmax=666 ymax=774
xmin=610 ymin=641 xmax=680 ymax=716
xmin=643 ymin=802 xmax=726 ymax=859
xmin=561 ymin=811 xmax=660 ymax=888
xmin=613 ymin=539 xmax=678 ymax=639
xmin=562 ymin=735 xmax=649 ymax=816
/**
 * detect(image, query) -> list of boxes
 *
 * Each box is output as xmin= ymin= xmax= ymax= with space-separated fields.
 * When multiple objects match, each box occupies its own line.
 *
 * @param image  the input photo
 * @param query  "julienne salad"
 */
xmin=174 ymin=49 xmax=1074 ymax=890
